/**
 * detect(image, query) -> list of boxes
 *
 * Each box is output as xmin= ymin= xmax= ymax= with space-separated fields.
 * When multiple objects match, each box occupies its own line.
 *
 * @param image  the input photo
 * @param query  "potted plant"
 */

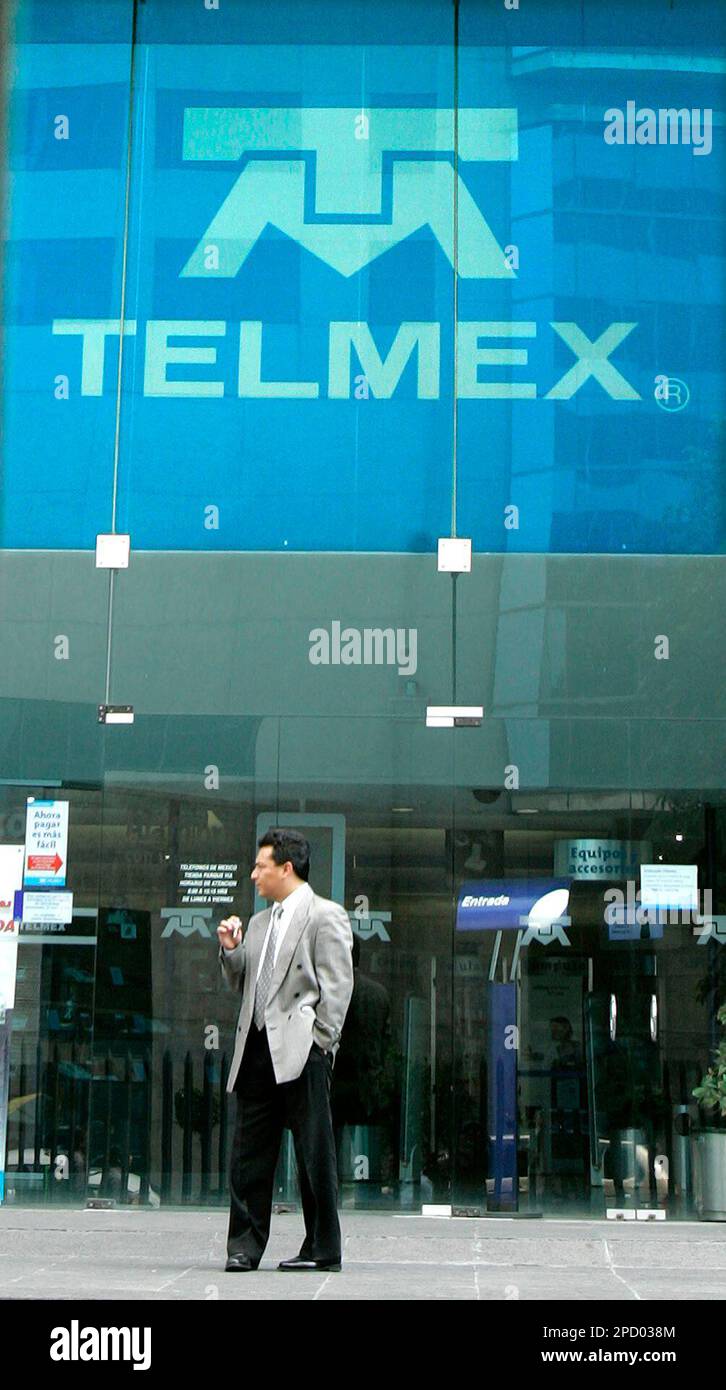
xmin=691 ymin=1004 xmax=726 ymax=1220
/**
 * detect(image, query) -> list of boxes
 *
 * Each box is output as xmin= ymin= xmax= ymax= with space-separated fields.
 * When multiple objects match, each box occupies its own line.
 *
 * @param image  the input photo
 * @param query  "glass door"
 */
xmin=277 ymin=714 xmax=455 ymax=1213
xmin=451 ymin=790 xmax=723 ymax=1219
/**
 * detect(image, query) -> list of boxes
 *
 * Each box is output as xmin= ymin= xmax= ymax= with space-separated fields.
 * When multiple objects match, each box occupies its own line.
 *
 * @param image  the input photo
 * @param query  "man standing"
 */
xmin=217 ymin=828 xmax=353 ymax=1272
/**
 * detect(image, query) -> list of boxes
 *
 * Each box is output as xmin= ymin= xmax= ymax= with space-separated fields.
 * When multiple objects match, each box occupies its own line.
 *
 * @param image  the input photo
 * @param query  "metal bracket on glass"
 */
xmin=98 ymin=704 xmax=134 ymax=725
xmin=426 ymin=705 xmax=483 ymax=728
xmin=95 ymin=533 xmax=130 ymax=568
xmin=437 ymin=538 xmax=472 ymax=573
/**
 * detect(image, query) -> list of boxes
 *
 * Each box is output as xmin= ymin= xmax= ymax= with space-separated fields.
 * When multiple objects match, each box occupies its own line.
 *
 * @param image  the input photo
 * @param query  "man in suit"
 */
xmin=217 ymin=827 xmax=354 ymax=1272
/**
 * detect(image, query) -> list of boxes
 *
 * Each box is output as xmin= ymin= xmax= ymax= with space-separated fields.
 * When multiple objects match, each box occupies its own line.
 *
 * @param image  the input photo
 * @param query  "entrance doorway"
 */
xmin=451 ymin=804 xmax=724 ymax=1218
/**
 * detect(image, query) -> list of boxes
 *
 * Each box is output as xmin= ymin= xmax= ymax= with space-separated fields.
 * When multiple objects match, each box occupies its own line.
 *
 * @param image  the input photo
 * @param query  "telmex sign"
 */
xmin=53 ymin=108 xmax=640 ymax=403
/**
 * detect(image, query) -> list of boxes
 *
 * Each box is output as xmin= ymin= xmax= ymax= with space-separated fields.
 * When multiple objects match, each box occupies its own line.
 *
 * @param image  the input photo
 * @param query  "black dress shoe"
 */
xmin=278 ymin=1255 xmax=341 ymax=1272
xmin=225 ymin=1254 xmax=258 ymax=1272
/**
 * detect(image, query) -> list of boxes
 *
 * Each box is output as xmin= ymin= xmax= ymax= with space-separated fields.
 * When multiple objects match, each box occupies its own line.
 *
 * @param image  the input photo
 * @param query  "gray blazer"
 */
xmin=219 ymin=882 xmax=354 ymax=1090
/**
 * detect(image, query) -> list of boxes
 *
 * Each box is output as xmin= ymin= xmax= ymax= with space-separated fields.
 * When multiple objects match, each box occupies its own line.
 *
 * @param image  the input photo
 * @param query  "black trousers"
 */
xmin=227 ymin=1025 xmax=341 ymax=1265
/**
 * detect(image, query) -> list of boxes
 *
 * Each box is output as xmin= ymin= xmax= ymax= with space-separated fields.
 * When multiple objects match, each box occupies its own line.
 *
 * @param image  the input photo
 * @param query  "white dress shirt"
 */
xmin=254 ymin=882 xmax=309 ymax=982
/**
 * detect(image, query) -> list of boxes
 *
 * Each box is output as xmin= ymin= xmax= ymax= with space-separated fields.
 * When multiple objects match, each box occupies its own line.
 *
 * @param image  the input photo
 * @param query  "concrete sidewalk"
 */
xmin=1 ymin=1208 xmax=725 ymax=1300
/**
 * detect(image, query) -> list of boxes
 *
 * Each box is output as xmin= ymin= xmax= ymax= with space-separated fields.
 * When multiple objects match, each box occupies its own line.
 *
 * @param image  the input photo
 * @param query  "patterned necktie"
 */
xmin=254 ymin=903 xmax=283 ymax=1031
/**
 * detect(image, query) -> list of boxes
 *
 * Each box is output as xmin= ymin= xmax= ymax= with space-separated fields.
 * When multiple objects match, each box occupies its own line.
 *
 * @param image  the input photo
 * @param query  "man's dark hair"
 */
xmin=258 ymin=828 xmax=310 ymax=881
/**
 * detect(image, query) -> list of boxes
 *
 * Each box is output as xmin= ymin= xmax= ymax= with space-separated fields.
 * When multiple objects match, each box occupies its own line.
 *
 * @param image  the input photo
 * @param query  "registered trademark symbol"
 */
xmin=654 ymin=374 xmax=690 ymax=412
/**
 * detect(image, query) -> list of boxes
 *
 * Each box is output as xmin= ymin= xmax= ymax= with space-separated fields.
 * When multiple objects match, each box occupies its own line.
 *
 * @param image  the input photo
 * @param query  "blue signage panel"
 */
xmin=3 ymin=1 xmax=725 ymax=553
xmin=487 ymin=981 xmax=518 ymax=1212
xmin=457 ymin=879 xmax=571 ymax=932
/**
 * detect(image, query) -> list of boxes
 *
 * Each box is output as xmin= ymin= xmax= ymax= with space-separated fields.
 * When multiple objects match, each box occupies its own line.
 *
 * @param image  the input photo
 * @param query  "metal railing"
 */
xmin=5 ymin=1039 xmax=235 ymax=1205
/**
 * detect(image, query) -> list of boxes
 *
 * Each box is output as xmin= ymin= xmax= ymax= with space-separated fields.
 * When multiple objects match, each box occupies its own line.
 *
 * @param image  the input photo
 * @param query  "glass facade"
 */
xmin=1 ymin=0 xmax=725 ymax=1220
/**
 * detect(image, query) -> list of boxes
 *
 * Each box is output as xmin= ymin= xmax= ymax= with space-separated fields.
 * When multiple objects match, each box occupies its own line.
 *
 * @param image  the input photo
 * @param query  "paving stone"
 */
xmin=0 ymin=1208 xmax=722 ymax=1300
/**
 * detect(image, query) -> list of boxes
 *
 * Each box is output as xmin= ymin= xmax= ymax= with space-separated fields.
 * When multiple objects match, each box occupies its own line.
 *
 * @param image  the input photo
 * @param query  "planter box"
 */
xmin=691 ymin=1131 xmax=726 ymax=1221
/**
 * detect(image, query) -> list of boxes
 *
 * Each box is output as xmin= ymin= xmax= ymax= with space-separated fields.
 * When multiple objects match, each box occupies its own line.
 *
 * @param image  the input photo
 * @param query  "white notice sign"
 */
xmin=640 ymin=864 xmax=698 ymax=911
xmin=20 ymin=891 xmax=74 ymax=925
xmin=0 ymin=846 xmax=24 ymax=1011
xmin=0 ymin=844 xmax=24 ymax=1206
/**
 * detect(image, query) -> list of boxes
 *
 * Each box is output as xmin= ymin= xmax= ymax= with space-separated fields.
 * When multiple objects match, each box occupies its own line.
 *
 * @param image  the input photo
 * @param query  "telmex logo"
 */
xmin=52 ymin=106 xmax=642 ymax=401
xmin=160 ymin=906 xmax=213 ymax=938
xmin=182 ymin=106 xmax=518 ymax=279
